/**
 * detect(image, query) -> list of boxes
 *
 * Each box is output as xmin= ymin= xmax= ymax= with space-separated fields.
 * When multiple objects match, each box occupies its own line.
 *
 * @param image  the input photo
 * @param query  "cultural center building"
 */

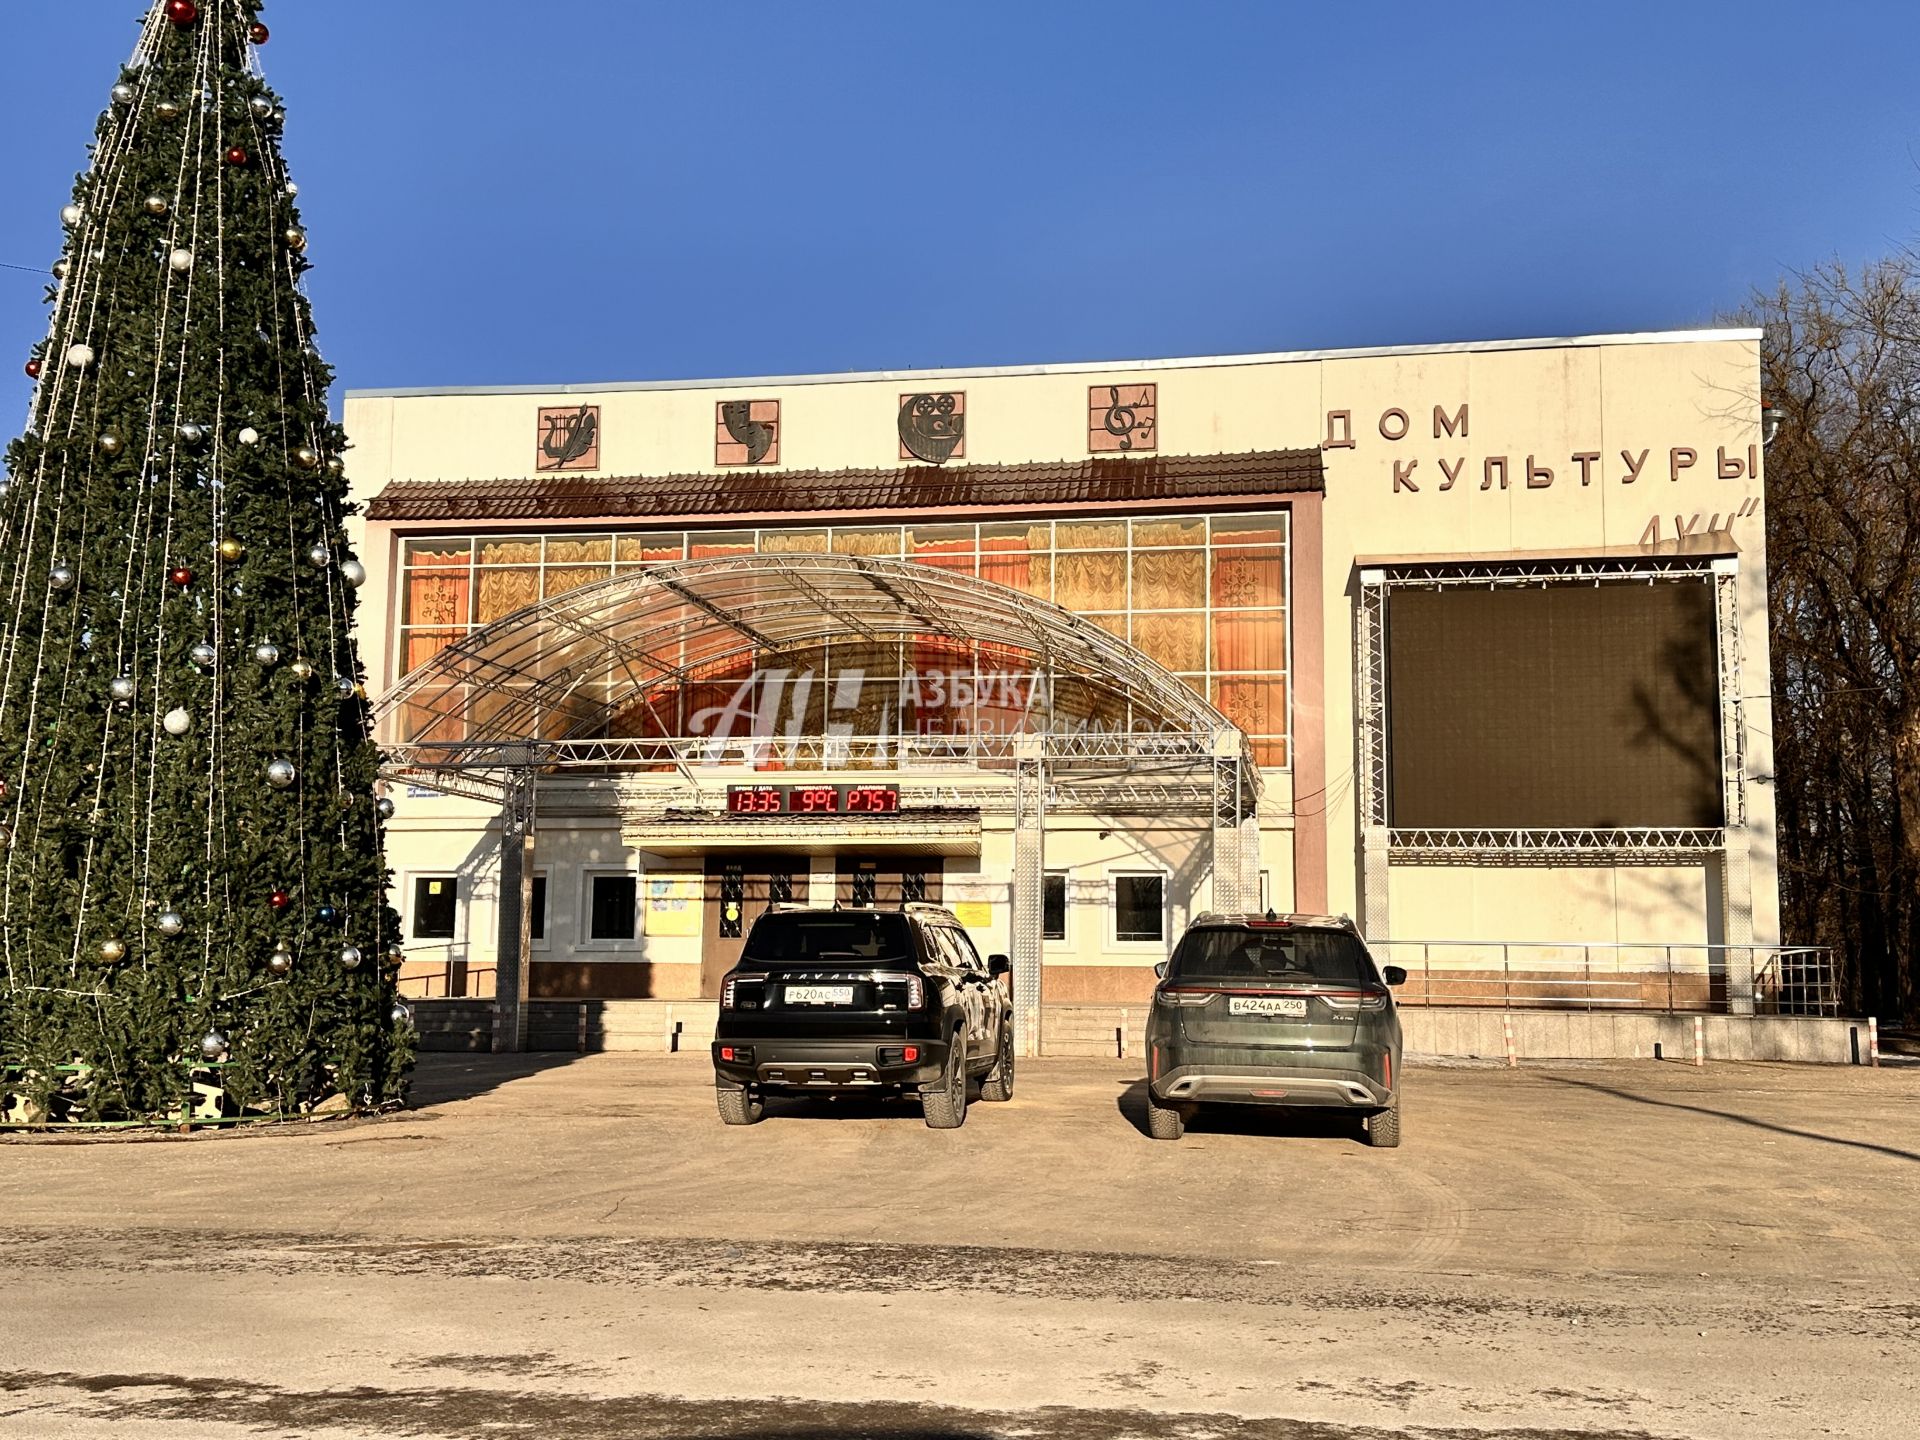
xmin=344 ymin=329 xmax=1782 ymax=1046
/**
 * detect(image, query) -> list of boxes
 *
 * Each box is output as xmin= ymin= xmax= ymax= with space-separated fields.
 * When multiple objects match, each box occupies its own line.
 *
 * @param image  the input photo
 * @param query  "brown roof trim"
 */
xmin=364 ymin=449 xmax=1323 ymax=524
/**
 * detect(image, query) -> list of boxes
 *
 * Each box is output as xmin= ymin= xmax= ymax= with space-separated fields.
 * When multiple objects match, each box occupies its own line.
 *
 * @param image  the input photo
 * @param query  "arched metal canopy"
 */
xmin=375 ymin=552 xmax=1255 ymax=777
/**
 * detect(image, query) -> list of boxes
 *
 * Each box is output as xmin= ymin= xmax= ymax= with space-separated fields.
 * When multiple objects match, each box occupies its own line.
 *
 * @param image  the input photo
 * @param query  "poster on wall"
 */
xmin=645 ymin=875 xmax=703 ymax=937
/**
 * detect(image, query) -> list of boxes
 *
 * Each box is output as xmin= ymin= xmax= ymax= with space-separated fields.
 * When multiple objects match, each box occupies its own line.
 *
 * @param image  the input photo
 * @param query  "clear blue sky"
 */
xmin=5 ymin=1 xmax=1918 ymax=425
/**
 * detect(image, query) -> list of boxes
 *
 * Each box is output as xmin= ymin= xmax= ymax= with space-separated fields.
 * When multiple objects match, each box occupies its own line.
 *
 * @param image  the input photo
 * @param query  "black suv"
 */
xmin=711 ymin=903 xmax=1015 ymax=1129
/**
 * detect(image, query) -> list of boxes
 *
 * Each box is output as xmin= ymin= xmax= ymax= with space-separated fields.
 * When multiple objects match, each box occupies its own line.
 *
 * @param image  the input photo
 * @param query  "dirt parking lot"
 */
xmin=1 ymin=1054 xmax=1915 ymax=1439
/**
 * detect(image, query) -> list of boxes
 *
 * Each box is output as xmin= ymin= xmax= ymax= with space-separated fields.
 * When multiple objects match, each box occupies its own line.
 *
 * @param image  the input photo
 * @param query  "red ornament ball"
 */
xmin=269 ymin=889 xmax=291 ymax=910
xmin=169 ymin=566 xmax=194 ymax=588
xmin=225 ymin=145 xmax=249 ymax=167
xmin=165 ymin=0 xmax=198 ymax=25
xmin=24 ymin=358 xmax=41 ymax=379
xmin=249 ymin=22 xmax=269 ymax=44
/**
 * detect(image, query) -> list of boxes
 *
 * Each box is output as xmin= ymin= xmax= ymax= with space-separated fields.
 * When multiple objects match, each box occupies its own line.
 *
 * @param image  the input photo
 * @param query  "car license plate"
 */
xmin=785 ymin=985 xmax=854 ymax=1006
xmin=1229 ymin=996 xmax=1308 ymax=1017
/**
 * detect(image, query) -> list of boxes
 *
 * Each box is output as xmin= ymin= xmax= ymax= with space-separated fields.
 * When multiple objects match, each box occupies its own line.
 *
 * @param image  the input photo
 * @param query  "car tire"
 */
xmin=715 ymin=1083 xmax=764 ymax=1127
xmin=1145 ymin=1090 xmax=1186 ymax=1140
xmin=1365 ymin=1095 xmax=1401 ymax=1148
xmin=980 ymin=1023 xmax=1015 ymax=1102
xmin=922 ymin=1034 xmax=968 ymax=1129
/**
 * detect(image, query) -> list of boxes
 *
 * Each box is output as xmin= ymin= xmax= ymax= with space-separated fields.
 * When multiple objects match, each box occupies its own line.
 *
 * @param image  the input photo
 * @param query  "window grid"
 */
xmin=399 ymin=513 xmax=1291 ymax=768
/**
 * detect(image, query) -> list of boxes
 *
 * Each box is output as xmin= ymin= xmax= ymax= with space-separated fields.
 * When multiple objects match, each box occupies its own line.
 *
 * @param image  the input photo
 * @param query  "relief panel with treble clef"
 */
xmin=1088 ymin=383 xmax=1157 ymax=453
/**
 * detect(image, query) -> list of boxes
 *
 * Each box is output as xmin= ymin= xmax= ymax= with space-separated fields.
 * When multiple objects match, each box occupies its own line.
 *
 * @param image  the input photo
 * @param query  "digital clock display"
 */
xmin=726 ymin=785 xmax=902 ymax=815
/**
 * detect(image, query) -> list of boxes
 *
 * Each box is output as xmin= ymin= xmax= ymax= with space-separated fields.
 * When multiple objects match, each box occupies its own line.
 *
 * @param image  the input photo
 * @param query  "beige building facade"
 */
xmin=343 ymin=328 xmax=1780 ymax=1021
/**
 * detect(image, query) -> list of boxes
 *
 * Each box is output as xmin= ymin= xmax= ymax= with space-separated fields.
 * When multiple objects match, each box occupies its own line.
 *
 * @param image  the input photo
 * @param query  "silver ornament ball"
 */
xmin=390 ymin=1003 xmax=413 ymax=1028
xmin=254 ymin=642 xmax=281 ymax=666
xmin=306 ymin=544 xmax=330 ymax=569
xmin=60 ymin=204 xmax=84 ymax=228
xmin=51 ymin=260 xmax=70 ymax=282
xmin=190 ymin=642 xmax=217 ymax=668
xmin=163 ymin=707 xmax=191 ymax=736
xmin=109 ymin=675 xmax=136 ymax=703
xmin=65 ymin=344 xmax=93 ymax=369
xmin=339 ymin=559 xmax=367 ymax=589
xmin=111 ymin=83 xmax=135 ymax=106
xmin=375 ymin=797 xmax=396 ymax=821
xmin=168 ymin=248 xmax=194 ymax=273
xmin=200 ymin=1031 xmax=228 ymax=1060
xmin=285 ymin=180 xmax=299 ymax=197
xmin=250 ymin=96 xmax=273 ymax=119
xmin=176 ymin=422 xmax=205 ymax=446
xmin=237 ymin=426 xmax=261 ymax=446
xmin=49 ymin=562 xmax=76 ymax=592
xmin=157 ymin=909 xmax=186 ymax=937
xmin=333 ymin=676 xmax=356 ymax=699
xmin=266 ymin=758 xmax=297 ymax=789
xmin=339 ymin=945 xmax=363 ymax=970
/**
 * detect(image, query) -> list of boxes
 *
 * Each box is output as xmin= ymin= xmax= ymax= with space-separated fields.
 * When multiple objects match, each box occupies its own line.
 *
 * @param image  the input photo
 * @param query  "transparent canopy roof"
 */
xmin=375 ymin=553 xmax=1250 ymax=769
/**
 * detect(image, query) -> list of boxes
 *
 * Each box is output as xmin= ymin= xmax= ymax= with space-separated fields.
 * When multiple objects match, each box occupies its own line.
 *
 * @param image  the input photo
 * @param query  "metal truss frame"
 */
xmin=1355 ymin=555 xmax=1757 ymax=1010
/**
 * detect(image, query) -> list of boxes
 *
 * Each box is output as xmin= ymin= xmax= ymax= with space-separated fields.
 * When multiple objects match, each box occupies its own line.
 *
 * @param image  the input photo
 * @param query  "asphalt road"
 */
xmin=1 ymin=1052 xmax=1915 ymax=1439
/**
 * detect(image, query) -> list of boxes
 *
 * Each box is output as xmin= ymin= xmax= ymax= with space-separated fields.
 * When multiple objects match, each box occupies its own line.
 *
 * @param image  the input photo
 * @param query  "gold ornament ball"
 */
xmin=155 ymin=100 xmax=182 ymax=121
xmin=325 ymin=457 xmax=346 ymax=478
xmin=99 ymin=937 xmax=127 ymax=963
xmin=285 ymin=228 xmax=307 ymax=253
xmin=218 ymin=537 xmax=245 ymax=562
xmin=98 ymin=431 xmax=124 ymax=456
xmin=293 ymin=446 xmax=320 ymax=470
xmin=144 ymin=195 xmax=169 ymax=216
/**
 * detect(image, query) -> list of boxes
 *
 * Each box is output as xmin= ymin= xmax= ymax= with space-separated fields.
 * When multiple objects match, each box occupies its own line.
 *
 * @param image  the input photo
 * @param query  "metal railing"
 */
xmin=1372 ymin=940 xmax=1839 ymax=1016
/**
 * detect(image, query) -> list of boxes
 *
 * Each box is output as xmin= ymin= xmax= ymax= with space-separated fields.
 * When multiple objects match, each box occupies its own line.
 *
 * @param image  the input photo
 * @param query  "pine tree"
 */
xmin=0 ymin=0 xmax=412 ymax=1125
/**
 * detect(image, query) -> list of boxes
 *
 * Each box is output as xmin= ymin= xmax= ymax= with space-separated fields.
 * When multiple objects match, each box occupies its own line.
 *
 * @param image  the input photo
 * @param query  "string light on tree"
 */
xmin=0 ymin=0 xmax=412 ymax=1127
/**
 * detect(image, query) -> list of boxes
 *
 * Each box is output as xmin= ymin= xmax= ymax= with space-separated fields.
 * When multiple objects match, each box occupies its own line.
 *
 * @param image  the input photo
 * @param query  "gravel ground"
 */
xmin=1 ymin=1052 xmax=1914 ymax=1439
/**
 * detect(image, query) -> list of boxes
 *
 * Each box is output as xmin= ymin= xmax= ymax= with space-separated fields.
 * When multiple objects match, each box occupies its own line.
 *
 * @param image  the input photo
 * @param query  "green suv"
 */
xmin=1143 ymin=912 xmax=1406 ymax=1146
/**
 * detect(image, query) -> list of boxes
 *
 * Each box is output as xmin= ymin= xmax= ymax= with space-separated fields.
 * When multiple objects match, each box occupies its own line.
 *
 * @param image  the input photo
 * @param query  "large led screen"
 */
xmin=1386 ymin=581 xmax=1723 ymax=830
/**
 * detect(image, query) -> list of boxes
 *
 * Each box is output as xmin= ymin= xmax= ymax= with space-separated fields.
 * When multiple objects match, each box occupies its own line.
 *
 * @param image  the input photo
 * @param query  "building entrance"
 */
xmin=700 ymin=854 xmax=802 ymax=998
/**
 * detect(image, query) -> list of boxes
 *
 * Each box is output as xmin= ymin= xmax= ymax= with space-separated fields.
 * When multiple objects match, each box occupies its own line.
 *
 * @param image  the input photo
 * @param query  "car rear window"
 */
xmin=742 ymin=912 xmax=914 ymax=967
xmin=1166 ymin=926 xmax=1377 ymax=985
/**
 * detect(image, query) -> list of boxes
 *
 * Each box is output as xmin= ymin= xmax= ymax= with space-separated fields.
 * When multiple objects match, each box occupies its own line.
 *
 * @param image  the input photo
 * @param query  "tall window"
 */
xmin=588 ymin=872 xmax=637 ymax=942
xmin=1113 ymin=873 xmax=1166 ymax=944
xmin=411 ymin=876 xmax=458 ymax=940
xmin=396 ymin=513 xmax=1290 ymax=768
xmin=530 ymin=873 xmax=547 ymax=943
xmin=1042 ymin=873 xmax=1068 ymax=942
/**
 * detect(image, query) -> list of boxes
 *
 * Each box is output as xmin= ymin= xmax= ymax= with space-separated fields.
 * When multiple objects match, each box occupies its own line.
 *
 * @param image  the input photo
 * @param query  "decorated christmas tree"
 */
xmin=0 ymin=0 xmax=412 ymax=1125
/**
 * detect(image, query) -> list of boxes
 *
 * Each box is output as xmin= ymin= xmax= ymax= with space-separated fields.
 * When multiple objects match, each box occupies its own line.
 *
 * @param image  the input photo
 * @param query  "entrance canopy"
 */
xmin=376 ymin=553 xmax=1257 ymax=789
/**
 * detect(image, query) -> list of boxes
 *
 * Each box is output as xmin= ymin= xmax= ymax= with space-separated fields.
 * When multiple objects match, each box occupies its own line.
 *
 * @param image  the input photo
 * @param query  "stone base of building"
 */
xmin=410 ymin=1000 xmax=1869 ymax=1066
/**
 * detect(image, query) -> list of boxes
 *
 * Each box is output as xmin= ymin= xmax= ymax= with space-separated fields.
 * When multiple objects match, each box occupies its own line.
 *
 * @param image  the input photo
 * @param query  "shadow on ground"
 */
xmin=1542 ymin=1074 xmax=1920 ymax=1164
xmin=407 ymin=1053 xmax=585 ymax=1109
xmin=1114 ymin=1079 xmax=1362 ymax=1143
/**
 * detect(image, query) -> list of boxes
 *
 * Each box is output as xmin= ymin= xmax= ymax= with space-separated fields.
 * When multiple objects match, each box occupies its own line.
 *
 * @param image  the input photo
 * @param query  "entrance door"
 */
xmin=700 ymin=855 xmax=801 ymax=997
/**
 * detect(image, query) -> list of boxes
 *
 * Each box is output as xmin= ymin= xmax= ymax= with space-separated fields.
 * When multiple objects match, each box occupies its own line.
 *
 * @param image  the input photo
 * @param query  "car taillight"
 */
xmin=1157 ymin=987 xmax=1217 ymax=1008
xmin=721 ymin=975 xmax=737 ymax=1008
xmin=903 ymin=1046 xmax=919 ymax=1064
xmin=1320 ymin=990 xmax=1391 ymax=1014
xmin=905 ymin=974 xmax=924 ymax=1008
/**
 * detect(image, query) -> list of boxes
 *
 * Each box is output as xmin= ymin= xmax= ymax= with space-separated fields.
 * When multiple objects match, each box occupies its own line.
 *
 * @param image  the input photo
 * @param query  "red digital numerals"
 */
xmin=844 ymin=787 xmax=900 ymax=813
xmin=791 ymin=787 xmax=839 ymax=813
xmin=728 ymin=788 xmax=782 ymax=814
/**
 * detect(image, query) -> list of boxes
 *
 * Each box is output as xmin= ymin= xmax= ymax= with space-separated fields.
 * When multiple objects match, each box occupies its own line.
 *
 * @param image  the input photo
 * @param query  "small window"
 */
xmin=902 ymin=870 xmax=927 ymax=903
xmin=1113 ymin=873 xmax=1165 ymax=944
xmin=851 ymin=869 xmax=877 ymax=906
xmin=1042 ymin=873 xmax=1068 ymax=942
xmin=530 ymin=874 xmax=547 ymax=943
xmin=589 ymin=873 xmax=637 ymax=941
xmin=412 ymin=876 xmax=458 ymax=940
